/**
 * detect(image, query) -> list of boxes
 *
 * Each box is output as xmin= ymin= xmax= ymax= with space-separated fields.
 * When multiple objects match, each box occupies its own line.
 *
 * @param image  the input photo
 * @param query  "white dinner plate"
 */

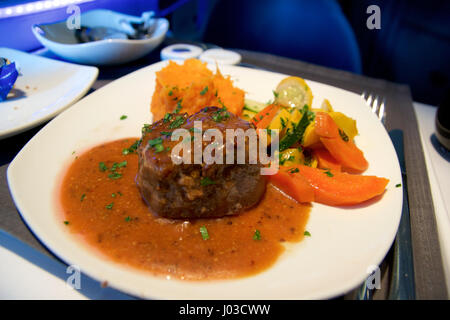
xmin=0 ymin=48 xmax=98 ymax=139
xmin=7 ymin=61 xmax=402 ymax=299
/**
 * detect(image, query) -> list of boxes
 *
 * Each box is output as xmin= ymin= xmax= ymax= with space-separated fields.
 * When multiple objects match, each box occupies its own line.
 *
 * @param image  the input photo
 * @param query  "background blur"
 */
xmin=1 ymin=0 xmax=449 ymax=106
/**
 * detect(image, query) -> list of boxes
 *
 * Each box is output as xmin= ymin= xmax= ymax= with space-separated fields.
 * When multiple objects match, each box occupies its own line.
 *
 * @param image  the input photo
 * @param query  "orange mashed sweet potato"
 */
xmin=150 ymin=59 xmax=245 ymax=121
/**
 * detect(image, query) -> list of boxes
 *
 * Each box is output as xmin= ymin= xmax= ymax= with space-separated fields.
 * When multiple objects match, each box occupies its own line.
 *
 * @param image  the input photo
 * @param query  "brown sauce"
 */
xmin=59 ymin=138 xmax=310 ymax=280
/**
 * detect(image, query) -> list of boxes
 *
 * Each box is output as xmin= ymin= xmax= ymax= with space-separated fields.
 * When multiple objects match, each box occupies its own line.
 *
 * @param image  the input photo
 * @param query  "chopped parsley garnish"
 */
xmin=148 ymin=137 xmax=163 ymax=146
xmin=100 ymin=161 xmax=127 ymax=180
xmin=120 ymin=115 xmax=127 ymax=120
xmin=396 ymin=183 xmax=402 ymax=188
xmin=169 ymin=115 xmax=186 ymax=129
xmin=304 ymin=231 xmax=311 ymax=237
xmin=324 ymin=170 xmax=334 ymax=177
xmin=168 ymin=90 xmax=173 ymax=96
xmin=124 ymin=216 xmax=131 ymax=222
xmin=339 ymin=129 xmax=349 ymax=142
xmin=175 ymin=100 xmax=183 ymax=113
xmin=217 ymin=97 xmax=227 ymax=109
xmin=142 ymin=124 xmax=152 ymax=134
xmin=80 ymin=193 xmax=86 ymax=202
xmin=108 ymin=172 xmax=122 ymax=180
xmin=154 ymin=143 xmax=164 ymax=153
xmin=64 ymin=221 xmax=69 ymax=225
xmin=117 ymin=191 xmax=123 ymax=196
xmin=105 ymin=203 xmax=114 ymax=210
xmin=273 ymin=90 xmax=279 ymax=98
xmin=200 ymin=177 xmax=216 ymax=186
xmin=163 ymin=113 xmax=173 ymax=123
xmin=148 ymin=138 xmax=165 ymax=153
xmin=200 ymin=226 xmax=209 ymax=240
xmin=253 ymin=229 xmax=261 ymax=241
xmin=302 ymin=104 xmax=315 ymax=121
xmin=110 ymin=161 xmax=127 ymax=171
xmin=122 ymin=139 xmax=140 ymax=155
xmin=287 ymin=168 xmax=299 ymax=174
xmin=118 ymin=161 xmax=127 ymax=167
xmin=280 ymin=117 xmax=287 ymax=129
xmin=212 ymin=107 xmax=230 ymax=122
xmin=279 ymin=109 xmax=311 ymax=152
xmin=161 ymin=131 xmax=172 ymax=137
xmin=200 ymin=86 xmax=208 ymax=95
xmin=99 ymin=162 xmax=108 ymax=172
xmin=111 ymin=193 xmax=116 ymax=198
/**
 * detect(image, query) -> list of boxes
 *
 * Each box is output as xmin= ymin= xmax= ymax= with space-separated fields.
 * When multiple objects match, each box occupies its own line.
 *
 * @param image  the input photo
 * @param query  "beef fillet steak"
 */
xmin=136 ymin=106 xmax=266 ymax=219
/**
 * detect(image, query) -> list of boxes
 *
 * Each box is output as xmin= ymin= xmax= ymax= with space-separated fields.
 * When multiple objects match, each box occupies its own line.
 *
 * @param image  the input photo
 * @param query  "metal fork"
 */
xmin=361 ymin=92 xmax=386 ymax=124
xmin=353 ymin=92 xmax=415 ymax=300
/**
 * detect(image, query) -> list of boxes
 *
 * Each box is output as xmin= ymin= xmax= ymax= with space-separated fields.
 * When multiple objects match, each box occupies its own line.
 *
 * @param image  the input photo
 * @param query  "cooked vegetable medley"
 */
xmin=242 ymin=76 xmax=389 ymax=206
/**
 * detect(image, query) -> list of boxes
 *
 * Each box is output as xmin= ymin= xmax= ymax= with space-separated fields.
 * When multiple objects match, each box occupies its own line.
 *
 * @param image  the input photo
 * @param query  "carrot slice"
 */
xmin=269 ymin=168 xmax=315 ymax=203
xmin=320 ymin=137 xmax=368 ymax=172
xmin=315 ymin=112 xmax=368 ymax=172
xmin=286 ymin=165 xmax=389 ymax=206
xmin=313 ymin=148 xmax=342 ymax=172
xmin=315 ymin=111 xmax=339 ymax=138
xmin=251 ymin=104 xmax=281 ymax=129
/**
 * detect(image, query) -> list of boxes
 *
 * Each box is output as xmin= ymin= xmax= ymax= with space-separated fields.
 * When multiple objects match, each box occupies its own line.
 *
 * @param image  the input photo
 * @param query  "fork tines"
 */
xmin=361 ymin=91 xmax=386 ymax=124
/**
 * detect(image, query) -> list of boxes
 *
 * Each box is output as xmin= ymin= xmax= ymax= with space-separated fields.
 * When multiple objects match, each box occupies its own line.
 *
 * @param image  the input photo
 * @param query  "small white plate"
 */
xmin=7 ymin=61 xmax=402 ymax=299
xmin=32 ymin=9 xmax=169 ymax=66
xmin=0 ymin=48 xmax=98 ymax=140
